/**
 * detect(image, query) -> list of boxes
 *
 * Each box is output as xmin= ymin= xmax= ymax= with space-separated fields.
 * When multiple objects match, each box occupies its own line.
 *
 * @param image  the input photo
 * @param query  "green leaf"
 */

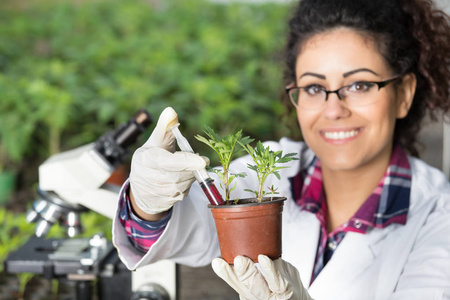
xmin=244 ymin=189 xmax=258 ymax=197
xmin=234 ymin=172 xmax=247 ymax=178
xmin=246 ymin=164 xmax=258 ymax=172
xmin=230 ymin=181 xmax=237 ymax=193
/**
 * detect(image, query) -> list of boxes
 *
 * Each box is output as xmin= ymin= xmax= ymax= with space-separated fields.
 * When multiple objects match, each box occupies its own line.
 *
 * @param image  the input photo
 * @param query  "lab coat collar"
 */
xmin=283 ymin=200 xmax=396 ymax=293
xmin=308 ymin=225 xmax=395 ymax=298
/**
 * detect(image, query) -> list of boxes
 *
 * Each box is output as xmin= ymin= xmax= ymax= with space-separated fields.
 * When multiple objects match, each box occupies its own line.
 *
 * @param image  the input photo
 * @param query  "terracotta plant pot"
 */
xmin=209 ymin=197 xmax=286 ymax=264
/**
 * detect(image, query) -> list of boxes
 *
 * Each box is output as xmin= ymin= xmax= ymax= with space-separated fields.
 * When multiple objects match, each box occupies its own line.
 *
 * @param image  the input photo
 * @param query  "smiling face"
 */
xmin=295 ymin=28 xmax=414 ymax=175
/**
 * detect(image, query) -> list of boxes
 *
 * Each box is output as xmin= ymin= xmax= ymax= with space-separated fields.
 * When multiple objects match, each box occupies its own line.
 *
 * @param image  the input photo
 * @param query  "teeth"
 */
xmin=324 ymin=130 xmax=359 ymax=140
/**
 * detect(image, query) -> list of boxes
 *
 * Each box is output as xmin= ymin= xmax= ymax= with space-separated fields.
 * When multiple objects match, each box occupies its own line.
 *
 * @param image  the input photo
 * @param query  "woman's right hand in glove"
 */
xmin=128 ymin=107 xmax=208 ymax=220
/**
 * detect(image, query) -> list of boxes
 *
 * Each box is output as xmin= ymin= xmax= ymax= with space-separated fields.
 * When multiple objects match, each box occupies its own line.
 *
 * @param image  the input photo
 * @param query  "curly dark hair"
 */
xmin=284 ymin=0 xmax=450 ymax=157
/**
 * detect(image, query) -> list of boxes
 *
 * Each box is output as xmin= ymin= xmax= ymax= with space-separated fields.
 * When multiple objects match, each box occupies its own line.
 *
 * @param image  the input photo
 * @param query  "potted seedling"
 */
xmin=195 ymin=126 xmax=253 ymax=201
xmin=196 ymin=127 xmax=298 ymax=264
xmin=240 ymin=140 xmax=298 ymax=202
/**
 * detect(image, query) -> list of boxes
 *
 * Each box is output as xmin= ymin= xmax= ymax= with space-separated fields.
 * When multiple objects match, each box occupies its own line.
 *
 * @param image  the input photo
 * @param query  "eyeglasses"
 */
xmin=285 ymin=75 xmax=401 ymax=110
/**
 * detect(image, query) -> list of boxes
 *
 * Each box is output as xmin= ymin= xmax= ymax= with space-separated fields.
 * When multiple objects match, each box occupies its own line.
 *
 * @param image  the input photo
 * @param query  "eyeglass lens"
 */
xmin=289 ymin=78 xmax=398 ymax=110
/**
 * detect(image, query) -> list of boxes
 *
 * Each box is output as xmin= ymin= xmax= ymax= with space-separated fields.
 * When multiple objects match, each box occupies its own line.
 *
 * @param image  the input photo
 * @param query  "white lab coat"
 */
xmin=113 ymin=138 xmax=450 ymax=300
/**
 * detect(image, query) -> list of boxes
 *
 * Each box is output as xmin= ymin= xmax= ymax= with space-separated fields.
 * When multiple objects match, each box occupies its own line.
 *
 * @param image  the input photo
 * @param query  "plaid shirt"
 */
xmin=291 ymin=144 xmax=412 ymax=285
xmin=118 ymin=181 xmax=172 ymax=253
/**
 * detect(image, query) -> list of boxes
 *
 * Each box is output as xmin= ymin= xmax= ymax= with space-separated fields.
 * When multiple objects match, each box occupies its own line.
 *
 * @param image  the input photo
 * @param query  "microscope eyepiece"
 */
xmin=94 ymin=108 xmax=153 ymax=167
xmin=113 ymin=109 xmax=153 ymax=149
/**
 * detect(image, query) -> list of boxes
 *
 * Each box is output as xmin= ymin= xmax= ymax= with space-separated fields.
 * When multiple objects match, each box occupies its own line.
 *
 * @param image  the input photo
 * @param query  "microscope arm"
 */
xmin=38 ymin=143 xmax=122 ymax=220
xmin=28 ymin=109 xmax=152 ymax=237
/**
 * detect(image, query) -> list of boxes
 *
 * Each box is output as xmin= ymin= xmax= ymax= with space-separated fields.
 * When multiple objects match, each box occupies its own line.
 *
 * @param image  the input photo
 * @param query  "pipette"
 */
xmin=168 ymin=124 xmax=225 ymax=206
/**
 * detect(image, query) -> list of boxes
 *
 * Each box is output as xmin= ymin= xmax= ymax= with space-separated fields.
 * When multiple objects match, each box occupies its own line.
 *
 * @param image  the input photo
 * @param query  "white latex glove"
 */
xmin=212 ymin=255 xmax=313 ymax=300
xmin=129 ymin=107 xmax=208 ymax=214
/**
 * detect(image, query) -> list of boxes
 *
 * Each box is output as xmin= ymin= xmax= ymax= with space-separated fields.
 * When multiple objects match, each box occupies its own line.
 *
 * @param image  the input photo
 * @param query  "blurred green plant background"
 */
xmin=0 ymin=0 xmax=299 ymax=291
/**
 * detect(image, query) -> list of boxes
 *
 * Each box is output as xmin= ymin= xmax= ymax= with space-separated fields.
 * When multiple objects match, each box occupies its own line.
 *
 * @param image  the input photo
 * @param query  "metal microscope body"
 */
xmin=5 ymin=110 xmax=177 ymax=300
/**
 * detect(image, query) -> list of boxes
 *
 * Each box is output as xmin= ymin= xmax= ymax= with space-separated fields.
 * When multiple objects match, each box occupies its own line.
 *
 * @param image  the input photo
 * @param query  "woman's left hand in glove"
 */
xmin=212 ymin=254 xmax=314 ymax=300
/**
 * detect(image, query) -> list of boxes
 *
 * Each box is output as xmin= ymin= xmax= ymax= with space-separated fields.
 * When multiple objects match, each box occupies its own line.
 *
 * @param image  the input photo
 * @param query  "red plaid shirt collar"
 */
xmin=292 ymin=144 xmax=412 ymax=233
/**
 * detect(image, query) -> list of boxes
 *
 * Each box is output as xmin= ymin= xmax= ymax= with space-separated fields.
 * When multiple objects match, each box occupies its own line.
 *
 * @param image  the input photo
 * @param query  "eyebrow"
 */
xmin=299 ymin=72 xmax=326 ymax=80
xmin=343 ymin=68 xmax=379 ymax=77
xmin=298 ymin=68 xmax=380 ymax=80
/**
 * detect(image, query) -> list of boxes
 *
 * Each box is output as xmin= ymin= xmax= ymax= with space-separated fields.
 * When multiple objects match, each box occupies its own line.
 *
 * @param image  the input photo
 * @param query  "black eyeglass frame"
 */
xmin=285 ymin=75 xmax=402 ymax=108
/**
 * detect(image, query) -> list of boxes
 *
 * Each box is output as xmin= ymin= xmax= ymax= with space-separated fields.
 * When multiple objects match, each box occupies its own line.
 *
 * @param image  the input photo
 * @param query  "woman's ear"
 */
xmin=396 ymin=73 xmax=417 ymax=119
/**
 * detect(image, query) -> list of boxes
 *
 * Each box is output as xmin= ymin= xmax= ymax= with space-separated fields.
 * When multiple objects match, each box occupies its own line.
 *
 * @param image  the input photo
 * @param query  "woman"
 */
xmin=112 ymin=0 xmax=450 ymax=299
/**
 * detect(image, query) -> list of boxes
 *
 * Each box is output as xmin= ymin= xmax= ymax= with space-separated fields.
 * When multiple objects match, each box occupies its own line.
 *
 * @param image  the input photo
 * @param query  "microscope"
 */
xmin=4 ymin=109 xmax=177 ymax=300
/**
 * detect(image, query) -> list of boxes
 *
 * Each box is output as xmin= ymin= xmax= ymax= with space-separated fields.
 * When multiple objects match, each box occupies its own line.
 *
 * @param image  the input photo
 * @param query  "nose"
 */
xmin=322 ymin=93 xmax=350 ymax=120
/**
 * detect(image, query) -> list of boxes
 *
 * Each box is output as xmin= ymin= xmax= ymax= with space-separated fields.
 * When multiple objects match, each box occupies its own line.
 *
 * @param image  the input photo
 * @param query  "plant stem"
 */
xmin=224 ymin=169 xmax=230 ymax=201
xmin=258 ymin=180 xmax=264 ymax=202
